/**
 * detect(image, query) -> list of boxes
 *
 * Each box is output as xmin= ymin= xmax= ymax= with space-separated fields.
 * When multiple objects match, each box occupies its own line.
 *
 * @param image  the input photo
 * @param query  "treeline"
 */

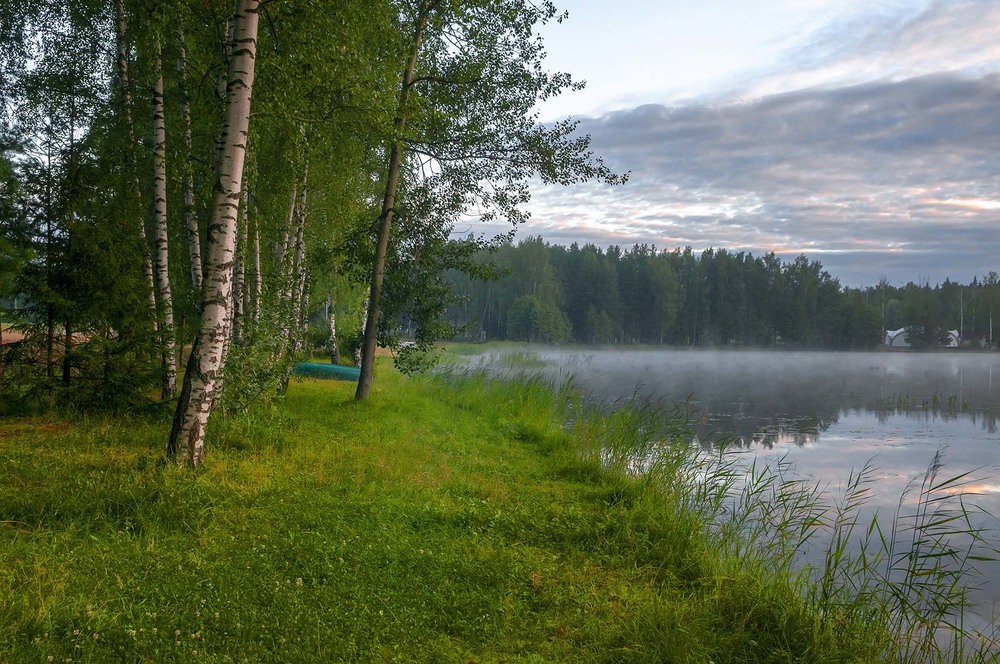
xmin=445 ymin=237 xmax=1000 ymax=349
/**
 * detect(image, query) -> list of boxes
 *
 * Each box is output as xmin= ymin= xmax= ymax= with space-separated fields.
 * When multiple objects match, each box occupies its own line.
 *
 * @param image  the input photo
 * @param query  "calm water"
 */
xmin=470 ymin=348 xmax=1000 ymax=625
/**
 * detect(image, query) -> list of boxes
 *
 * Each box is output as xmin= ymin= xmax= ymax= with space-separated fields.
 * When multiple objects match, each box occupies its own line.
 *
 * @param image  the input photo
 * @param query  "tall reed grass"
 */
xmin=445 ymin=366 xmax=1000 ymax=663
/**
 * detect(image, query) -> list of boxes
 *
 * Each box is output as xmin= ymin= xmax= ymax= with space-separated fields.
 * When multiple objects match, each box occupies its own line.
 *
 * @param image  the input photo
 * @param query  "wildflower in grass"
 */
xmin=72 ymin=630 xmax=80 ymax=636
xmin=296 ymin=578 xmax=303 ymax=587
xmin=175 ymin=629 xmax=181 ymax=637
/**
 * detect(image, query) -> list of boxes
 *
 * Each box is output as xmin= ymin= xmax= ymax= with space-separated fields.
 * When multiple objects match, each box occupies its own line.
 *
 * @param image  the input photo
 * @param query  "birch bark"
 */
xmin=151 ymin=44 xmax=177 ymax=399
xmin=328 ymin=294 xmax=339 ymax=364
xmin=115 ymin=0 xmax=157 ymax=320
xmin=354 ymin=298 xmax=369 ymax=368
xmin=169 ymin=0 xmax=260 ymax=466
xmin=177 ymin=25 xmax=202 ymax=293
xmin=232 ymin=189 xmax=247 ymax=345
xmin=276 ymin=182 xmax=297 ymax=267
xmin=289 ymin=181 xmax=307 ymax=341
xmin=252 ymin=209 xmax=261 ymax=326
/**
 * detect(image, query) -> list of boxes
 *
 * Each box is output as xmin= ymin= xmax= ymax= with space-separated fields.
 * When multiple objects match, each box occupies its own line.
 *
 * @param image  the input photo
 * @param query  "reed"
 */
xmin=555 ymin=383 xmax=1000 ymax=663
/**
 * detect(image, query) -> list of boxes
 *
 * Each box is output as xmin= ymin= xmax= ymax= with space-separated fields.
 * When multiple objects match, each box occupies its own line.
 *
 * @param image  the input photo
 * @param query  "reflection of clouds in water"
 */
xmin=530 ymin=348 xmax=1000 ymax=437
xmin=721 ymin=412 xmax=1000 ymax=517
xmin=476 ymin=348 xmax=1000 ymax=626
xmin=716 ymin=438 xmax=1000 ymax=628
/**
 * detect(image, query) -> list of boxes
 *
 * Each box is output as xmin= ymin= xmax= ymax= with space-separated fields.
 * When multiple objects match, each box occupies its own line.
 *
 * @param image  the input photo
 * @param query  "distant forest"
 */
xmin=444 ymin=237 xmax=999 ymax=349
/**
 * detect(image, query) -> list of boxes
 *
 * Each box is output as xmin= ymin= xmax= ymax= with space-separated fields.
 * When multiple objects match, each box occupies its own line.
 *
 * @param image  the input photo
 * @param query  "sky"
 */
xmin=503 ymin=0 xmax=1000 ymax=287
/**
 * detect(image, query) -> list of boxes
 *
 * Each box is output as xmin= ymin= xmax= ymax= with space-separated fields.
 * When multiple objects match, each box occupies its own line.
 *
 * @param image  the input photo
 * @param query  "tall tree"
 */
xmin=355 ymin=0 xmax=624 ymax=398
xmin=114 ymin=0 xmax=158 ymax=324
xmin=150 ymin=43 xmax=177 ymax=398
xmin=169 ymin=0 xmax=260 ymax=467
xmin=176 ymin=24 xmax=202 ymax=294
xmin=355 ymin=0 xmax=430 ymax=399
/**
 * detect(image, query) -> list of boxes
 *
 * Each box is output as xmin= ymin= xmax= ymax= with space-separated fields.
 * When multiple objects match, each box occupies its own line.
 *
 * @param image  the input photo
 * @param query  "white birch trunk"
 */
xmin=241 ymin=191 xmax=252 ymax=331
xmin=354 ymin=298 xmax=369 ymax=368
xmin=232 ymin=189 xmax=247 ymax=345
xmin=252 ymin=209 xmax=262 ymax=326
xmin=296 ymin=289 xmax=310 ymax=355
xmin=170 ymin=0 xmax=260 ymax=467
xmin=286 ymin=180 xmax=307 ymax=357
xmin=212 ymin=16 xmax=238 ymax=169
xmin=275 ymin=177 xmax=307 ymax=393
xmin=275 ymin=182 xmax=297 ymax=266
xmin=115 ymin=0 xmax=158 ymax=320
xmin=151 ymin=44 xmax=177 ymax=399
xmin=328 ymin=294 xmax=339 ymax=364
xmin=177 ymin=25 xmax=202 ymax=293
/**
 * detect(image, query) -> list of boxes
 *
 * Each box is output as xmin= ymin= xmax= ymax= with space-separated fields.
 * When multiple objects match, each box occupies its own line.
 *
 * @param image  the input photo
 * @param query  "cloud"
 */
xmin=521 ymin=73 xmax=1000 ymax=287
xmin=744 ymin=0 xmax=1000 ymax=99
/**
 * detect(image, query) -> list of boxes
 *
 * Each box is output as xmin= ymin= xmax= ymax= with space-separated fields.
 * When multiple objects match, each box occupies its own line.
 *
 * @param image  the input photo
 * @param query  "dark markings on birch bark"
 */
xmin=177 ymin=25 xmax=203 ymax=294
xmin=169 ymin=0 xmax=260 ymax=467
xmin=115 ymin=0 xmax=158 ymax=323
xmin=151 ymin=43 xmax=177 ymax=399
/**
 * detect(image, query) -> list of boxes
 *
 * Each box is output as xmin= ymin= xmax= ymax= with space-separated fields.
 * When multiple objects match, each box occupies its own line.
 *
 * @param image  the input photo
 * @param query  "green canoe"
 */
xmin=293 ymin=362 xmax=361 ymax=381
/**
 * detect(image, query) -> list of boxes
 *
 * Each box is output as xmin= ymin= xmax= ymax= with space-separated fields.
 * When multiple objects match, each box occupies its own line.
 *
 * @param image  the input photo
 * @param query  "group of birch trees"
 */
xmin=0 ymin=0 xmax=619 ymax=465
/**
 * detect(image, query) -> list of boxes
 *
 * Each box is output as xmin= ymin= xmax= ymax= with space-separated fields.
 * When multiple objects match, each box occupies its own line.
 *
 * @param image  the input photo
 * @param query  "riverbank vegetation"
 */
xmin=2 ymin=369 xmax=997 ymax=662
xmin=0 ymin=0 xmax=622 ymax=459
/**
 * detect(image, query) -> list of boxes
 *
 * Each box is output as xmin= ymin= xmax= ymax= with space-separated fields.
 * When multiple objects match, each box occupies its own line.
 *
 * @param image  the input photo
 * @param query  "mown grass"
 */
xmin=0 ymin=366 xmax=995 ymax=662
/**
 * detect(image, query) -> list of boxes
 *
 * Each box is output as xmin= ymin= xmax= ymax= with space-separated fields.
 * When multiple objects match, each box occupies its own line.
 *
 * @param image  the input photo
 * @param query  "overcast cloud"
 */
xmin=512 ymin=0 xmax=1000 ymax=287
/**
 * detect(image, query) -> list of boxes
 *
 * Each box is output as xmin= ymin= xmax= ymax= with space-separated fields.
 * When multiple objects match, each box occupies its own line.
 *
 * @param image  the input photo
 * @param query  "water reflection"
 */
xmin=523 ymin=349 xmax=1000 ymax=443
xmin=469 ymin=348 xmax=1000 ymax=629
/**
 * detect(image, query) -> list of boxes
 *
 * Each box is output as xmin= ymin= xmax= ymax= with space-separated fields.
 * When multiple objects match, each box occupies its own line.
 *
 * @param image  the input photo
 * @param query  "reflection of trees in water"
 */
xmin=972 ymin=410 xmax=998 ymax=434
xmin=691 ymin=411 xmax=833 ymax=451
xmin=545 ymin=350 xmax=999 ymax=409
xmin=536 ymin=350 xmax=1000 ymax=444
xmin=873 ymin=404 xmax=998 ymax=434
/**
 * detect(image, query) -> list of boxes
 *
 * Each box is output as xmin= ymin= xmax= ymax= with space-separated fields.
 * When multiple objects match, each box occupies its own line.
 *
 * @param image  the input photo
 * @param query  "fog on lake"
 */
xmin=466 ymin=347 xmax=1000 ymax=626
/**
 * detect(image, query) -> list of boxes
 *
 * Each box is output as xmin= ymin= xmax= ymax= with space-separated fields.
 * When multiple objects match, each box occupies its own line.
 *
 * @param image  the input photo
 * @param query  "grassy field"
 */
xmin=0 ymin=366 xmax=994 ymax=662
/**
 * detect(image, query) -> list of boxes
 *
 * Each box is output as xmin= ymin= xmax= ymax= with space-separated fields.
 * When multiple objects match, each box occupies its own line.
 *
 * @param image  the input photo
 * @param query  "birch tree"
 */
xmin=0 ymin=0 xmax=168 ymax=406
xmin=176 ymin=24 xmax=202 ymax=293
xmin=327 ymin=293 xmax=338 ymax=364
xmin=169 ymin=0 xmax=260 ymax=466
xmin=150 ymin=43 xmax=177 ymax=399
xmin=115 ymin=0 xmax=158 ymax=321
xmin=354 ymin=0 xmax=624 ymax=399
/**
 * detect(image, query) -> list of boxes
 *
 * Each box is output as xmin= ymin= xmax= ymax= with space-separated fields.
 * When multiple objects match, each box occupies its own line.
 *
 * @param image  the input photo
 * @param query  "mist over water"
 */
xmin=468 ymin=347 xmax=1000 ymax=625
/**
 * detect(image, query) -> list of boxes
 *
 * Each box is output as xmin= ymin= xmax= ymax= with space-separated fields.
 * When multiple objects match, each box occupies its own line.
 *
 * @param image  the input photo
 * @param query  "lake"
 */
xmin=465 ymin=347 xmax=1000 ymax=628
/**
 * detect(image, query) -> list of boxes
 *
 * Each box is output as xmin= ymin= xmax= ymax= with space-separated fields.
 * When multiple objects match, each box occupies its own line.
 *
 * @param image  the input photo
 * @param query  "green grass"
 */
xmin=0 ymin=366 xmax=996 ymax=662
